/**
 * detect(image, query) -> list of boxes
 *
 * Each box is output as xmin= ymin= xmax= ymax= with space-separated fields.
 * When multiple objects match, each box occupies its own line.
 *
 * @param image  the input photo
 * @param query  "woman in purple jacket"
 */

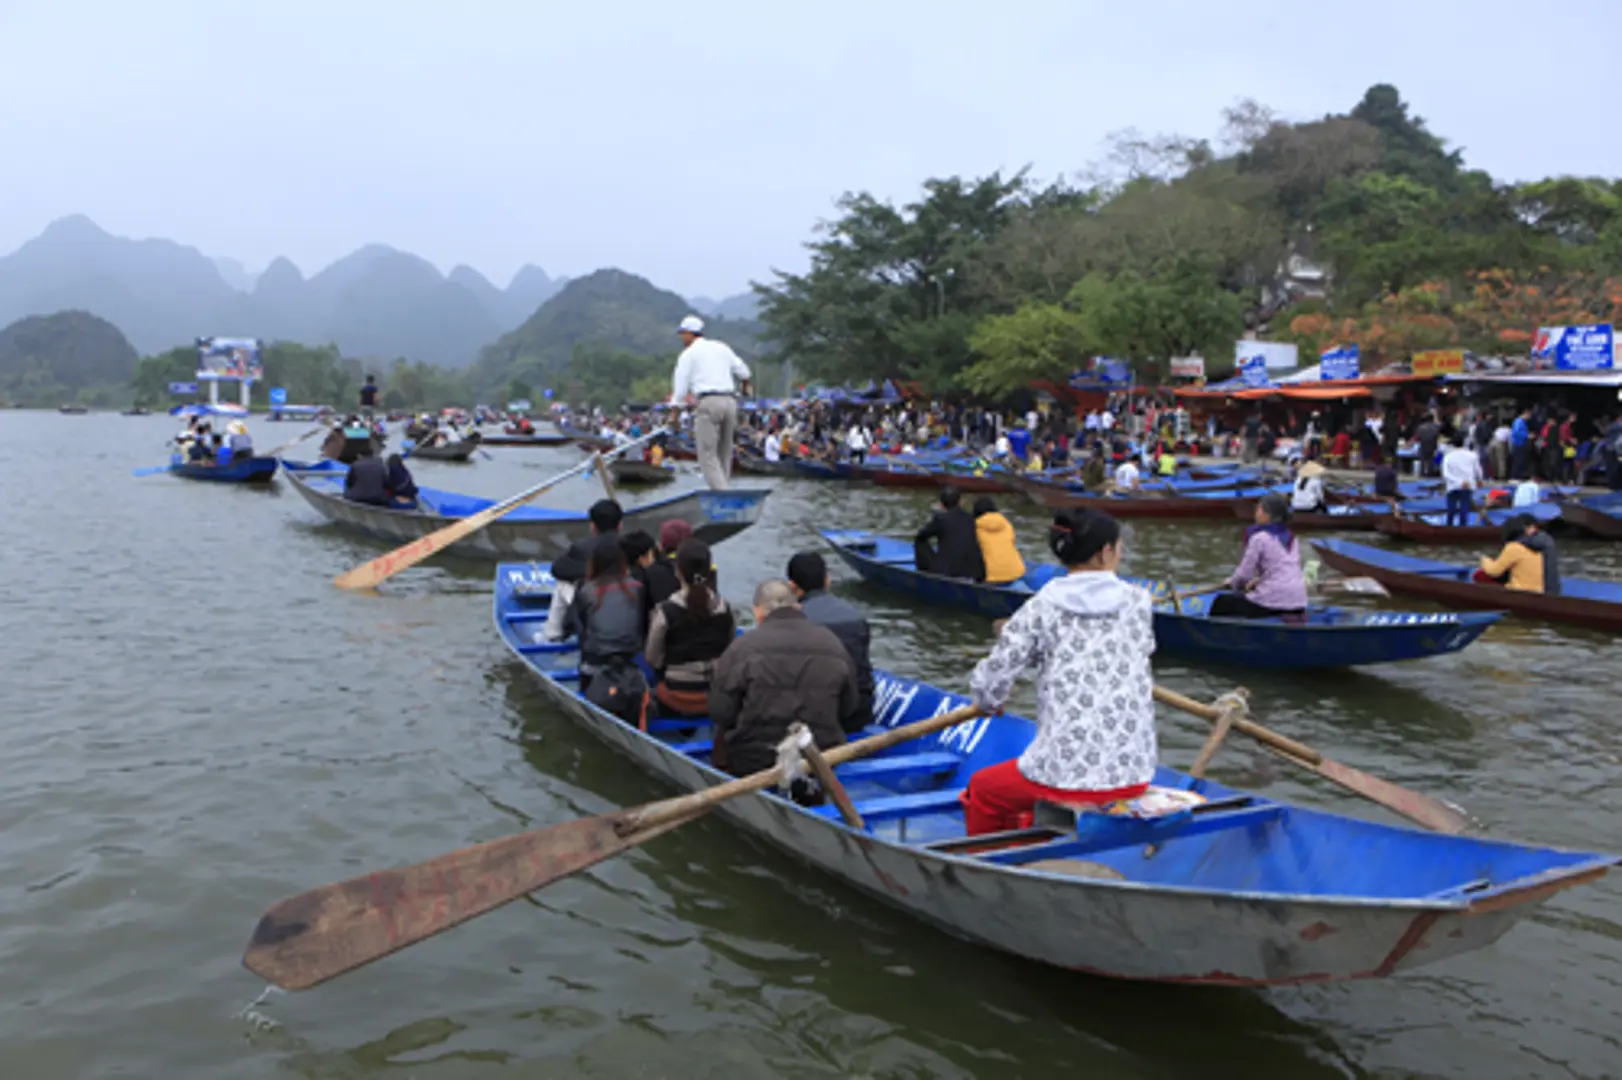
xmin=1209 ymin=494 xmax=1308 ymax=619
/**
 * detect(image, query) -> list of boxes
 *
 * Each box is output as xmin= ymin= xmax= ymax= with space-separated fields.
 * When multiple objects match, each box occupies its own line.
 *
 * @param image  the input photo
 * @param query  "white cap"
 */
xmin=679 ymin=315 xmax=705 ymax=334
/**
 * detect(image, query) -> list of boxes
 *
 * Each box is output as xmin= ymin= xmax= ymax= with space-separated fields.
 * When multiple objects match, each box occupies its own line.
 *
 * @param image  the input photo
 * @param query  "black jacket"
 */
xmin=552 ymin=530 xmax=619 ymax=585
xmin=645 ymin=556 xmax=681 ymax=606
xmin=708 ymin=609 xmax=856 ymax=776
xmin=799 ymin=589 xmax=874 ymax=732
xmin=565 ymin=577 xmax=645 ymax=670
xmin=915 ymin=507 xmax=986 ymax=581
xmin=344 ymin=456 xmax=391 ymax=505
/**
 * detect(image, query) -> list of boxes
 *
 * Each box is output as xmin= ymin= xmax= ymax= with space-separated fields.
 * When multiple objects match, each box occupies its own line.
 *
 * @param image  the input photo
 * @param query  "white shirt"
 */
xmin=1114 ymin=461 xmax=1140 ymax=489
xmin=1512 ymin=481 xmax=1541 ymax=508
xmin=1291 ymin=475 xmax=1325 ymax=510
xmin=846 ymin=427 xmax=868 ymax=451
xmin=1441 ymin=446 xmax=1484 ymax=492
xmin=1492 ymin=426 xmax=1511 ymax=444
xmin=763 ymin=433 xmax=781 ymax=462
xmin=1100 ymin=410 xmax=1115 ymax=430
xmin=671 ymin=337 xmax=751 ymax=400
xmin=994 ymin=434 xmax=1010 ymax=457
xmin=1084 ymin=412 xmax=1100 ymax=432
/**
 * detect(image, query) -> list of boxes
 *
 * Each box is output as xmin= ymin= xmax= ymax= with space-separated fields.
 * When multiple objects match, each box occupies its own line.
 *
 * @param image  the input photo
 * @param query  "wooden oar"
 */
xmin=132 ymin=464 xmax=172 ymax=477
xmin=332 ymin=428 xmax=664 ymax=591
xmin=241 ymin=702 xmax=986 ymax=991
xmin=267 ymin=423 xmax=331 ymax=458
xmin=1152 ymin=685 xmax=1470 ymax=834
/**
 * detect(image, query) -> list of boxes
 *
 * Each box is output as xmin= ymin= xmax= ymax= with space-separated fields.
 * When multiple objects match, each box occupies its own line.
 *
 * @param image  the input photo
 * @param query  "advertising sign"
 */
xmin=268 ymin=387 xmax=288 ymax=406
xmin=196 ymin=336 xmax=263 ymax=381
xmin=1320 ymin=344 xmax=1360 ymax=381
xmin=1233 ymin=340 xmax=1298 ymax=371
xmin=1169 ymin=356 xmax=1206 ymax=379
xmin=1239 ymin=353 xmax=1270 ymax=388
xmin=1412 ymin=349 xmax=1465 ymax=377
xmin=1532 ymin=324 xmax=1613 ymax=371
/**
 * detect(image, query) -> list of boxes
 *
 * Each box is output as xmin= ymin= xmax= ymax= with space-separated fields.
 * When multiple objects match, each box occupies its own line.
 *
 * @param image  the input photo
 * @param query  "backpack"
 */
xmin=585 ymin=658 xmax=650 ymax=728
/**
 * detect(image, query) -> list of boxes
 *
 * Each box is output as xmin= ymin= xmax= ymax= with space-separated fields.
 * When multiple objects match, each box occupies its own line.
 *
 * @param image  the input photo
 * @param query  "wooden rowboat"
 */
xmin=1375 ymin=502 xmax=1565 ymax=544
xmin=168 ymin=454 xmax=279 ymax=483
xmin=280 ymin=460 xmax=769 ymax=560
xmin=1229 ymin=501 xmax=1389 ymax=532
xmin=1562 ymin=496 xmax=1622 ymax=541
xmin=406 ymin=431 xmax=482 ymax=462
xmin=819 ymin=530 xmax=1502 ymax=668
xmin=735 ymin=451 xmax=798 ymax=477
xmin=1010 ymin=475 xmax=1277 ymax=520
xmin=479 ymin=432 xmax=573 ymax=448
xmin=493 ymin=562 xmax=1612 ymax=984
xmin=1313 ymin=538 xmax=1622 ymax=630
xmin=608 ymin=458 xmax=677 ymax=485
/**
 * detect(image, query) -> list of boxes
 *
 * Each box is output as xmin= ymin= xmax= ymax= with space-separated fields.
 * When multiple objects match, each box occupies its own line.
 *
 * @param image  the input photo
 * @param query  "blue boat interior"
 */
xmin=1317 ymin=538 xmax=1622 ymax=602
xmin=1405 ymin=501 xmax=1564 ymax=528
xmin=284 ymin=459 xmax=764 ymax=522
xmin=818 ymin=529 xmax=1502 ymax=633
xmin=493 ymin=563 xmax=1608 ymax=904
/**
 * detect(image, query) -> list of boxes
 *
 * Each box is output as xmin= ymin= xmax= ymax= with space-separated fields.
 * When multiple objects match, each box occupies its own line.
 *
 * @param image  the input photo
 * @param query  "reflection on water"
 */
xmin=0 ymin=412 xmax=1618 ymax=1080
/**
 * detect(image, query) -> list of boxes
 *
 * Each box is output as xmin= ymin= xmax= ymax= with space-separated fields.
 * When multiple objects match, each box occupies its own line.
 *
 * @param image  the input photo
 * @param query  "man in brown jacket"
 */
xmin=708 ymin=579 xmax=858 ymax=776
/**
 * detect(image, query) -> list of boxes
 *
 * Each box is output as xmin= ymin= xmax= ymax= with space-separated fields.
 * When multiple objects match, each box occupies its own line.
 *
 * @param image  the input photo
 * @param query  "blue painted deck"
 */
xmin=492 ymin=562 xmax=1615 ymax=984
xmin=819 ymin=530 xmax=1503 ymax=668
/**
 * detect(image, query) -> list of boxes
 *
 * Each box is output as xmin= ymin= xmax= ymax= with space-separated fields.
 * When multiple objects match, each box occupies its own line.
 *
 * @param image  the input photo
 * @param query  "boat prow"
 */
xmin=492 ymin=563 xmax=1615 ymax=985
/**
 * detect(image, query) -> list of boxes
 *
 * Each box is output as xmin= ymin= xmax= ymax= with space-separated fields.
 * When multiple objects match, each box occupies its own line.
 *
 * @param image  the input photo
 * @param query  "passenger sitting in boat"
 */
xmin=564 ymin=542 xmax=647 ymax=716
xmin=1082 ymin=451 xmax=1106 ymax=491
xmin=1110 ymin=458 xmax=1141 ymax=493
xmin=645 ymin=539 xmax=734 ymax=718
xmin=1210 ymin=494 xmax=1308 ymax=620
xmin=384 ymin=453 xmax=418 ymax=508
xmin=344 ymin=445 xmax=392 ymax=506
xmin=227 ymin=421 xmax=254 ymax=458
xmin=618 ymin=529 xmax=658 ymax=619
xmin=914 ymin=485 xmax=986 ymax=581
xmin=708 ymin=580 xmax=857 ymax=779
xmin=648 ymin=440 xmax=666 ymax=467
xmin=1372 ymin=462 xmax=1400 ymax=500
xmin=964 ymin=508 xmax=1156 ymax=836
xmin=787 ymin=551 xmax=874 ymax=732
xmin=1476 ymin=514 xmax=1561 ymax=595
xmin=973 ymin=497 xmax=1026 ymax=585
xmin=545 ymin=498 xmax=624 ymax=642
xmin=186 ymin=433 xmax=211 ymax=463
xmin=1048 ymin=438 xmax=1069 ymax=468
xmin=1290 ymin=461 xmax=1328 ymax=514
xmin=209 ymin=432 xmax=227 ymax=461
xmin=646 ymin=519 xmax=692 ymax=606
xmin=1156 ymin=448 xmax=1177 ymax=477
xmin=1026 ymin=446 xmax=1044 ymax=473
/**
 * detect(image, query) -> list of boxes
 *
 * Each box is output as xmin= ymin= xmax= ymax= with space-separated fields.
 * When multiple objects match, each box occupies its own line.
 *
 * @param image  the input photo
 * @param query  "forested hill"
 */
xmin=755 ymin=83 xmax=1622 ymax=393
xmin=0 ymin=310 xmax=139 ymax=407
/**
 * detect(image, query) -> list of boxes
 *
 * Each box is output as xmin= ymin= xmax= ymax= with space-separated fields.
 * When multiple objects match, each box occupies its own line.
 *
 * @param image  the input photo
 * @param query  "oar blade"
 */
xmin=1311 ymin=757 xmax=1472 ymax=834
xmin=243 ymin=806 xmax=700 ymax=990
xmin=132 ymin=465 xmax=170 ymax=477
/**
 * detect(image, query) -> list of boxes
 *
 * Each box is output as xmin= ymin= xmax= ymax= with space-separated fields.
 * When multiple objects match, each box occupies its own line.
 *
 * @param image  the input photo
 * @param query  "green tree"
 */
xmin=962 ymin=303 xmax=1094 ymax=395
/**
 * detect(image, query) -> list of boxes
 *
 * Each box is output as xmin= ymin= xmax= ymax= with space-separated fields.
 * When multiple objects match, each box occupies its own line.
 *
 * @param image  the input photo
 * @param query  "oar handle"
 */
xmin=626 ymin=703 xmax=985 ymax=833
xmin=1152 ymin=685 xmax=1322 ymax=765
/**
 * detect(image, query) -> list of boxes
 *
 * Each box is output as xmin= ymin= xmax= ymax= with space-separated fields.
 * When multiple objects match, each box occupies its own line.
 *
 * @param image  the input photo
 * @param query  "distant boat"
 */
xmin=120 ymin=407 xmax=152 ymax=416
xmin=58 ymin=404 xmax=89 ymax=415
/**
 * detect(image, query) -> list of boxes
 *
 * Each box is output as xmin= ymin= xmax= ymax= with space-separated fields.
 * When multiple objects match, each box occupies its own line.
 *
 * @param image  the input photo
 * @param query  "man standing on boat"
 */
xmin=359 ymin=374 xmax=380 ymax=418
xmin=671 ymin=315 xmax=752 ymax=490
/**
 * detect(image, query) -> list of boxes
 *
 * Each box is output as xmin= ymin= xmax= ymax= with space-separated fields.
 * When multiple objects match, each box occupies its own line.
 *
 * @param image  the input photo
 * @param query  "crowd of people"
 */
xmin=174 ymin=417 xmax=254 ymax=465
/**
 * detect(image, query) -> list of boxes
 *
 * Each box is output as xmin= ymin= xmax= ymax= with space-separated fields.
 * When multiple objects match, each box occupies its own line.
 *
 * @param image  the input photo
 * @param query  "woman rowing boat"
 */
xmin=963 ymin=508 xmax=1157 ymax=836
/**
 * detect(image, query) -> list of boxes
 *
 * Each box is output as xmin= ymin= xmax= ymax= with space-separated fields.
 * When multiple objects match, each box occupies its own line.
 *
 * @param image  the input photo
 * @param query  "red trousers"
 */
xmin=961 ymin=760 xmax=1148 ymax=836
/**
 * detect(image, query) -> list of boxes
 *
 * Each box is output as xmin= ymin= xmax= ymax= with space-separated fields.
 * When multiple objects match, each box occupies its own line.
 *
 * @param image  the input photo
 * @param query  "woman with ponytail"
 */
xmin=963 ymin=507 xmax=1157 ymax=836
xmin=645 ymin=538 xmax=736 ymax=717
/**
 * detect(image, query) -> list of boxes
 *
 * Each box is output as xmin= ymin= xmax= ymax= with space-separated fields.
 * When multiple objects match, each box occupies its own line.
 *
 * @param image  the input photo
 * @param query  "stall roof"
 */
xmin=1443 ymin=371 xmax=1622 ymax=389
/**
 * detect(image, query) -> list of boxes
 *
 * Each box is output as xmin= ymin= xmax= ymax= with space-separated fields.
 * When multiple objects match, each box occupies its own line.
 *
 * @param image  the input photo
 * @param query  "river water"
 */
xmin=2 ymin=410 xmax=1618 ymax=1079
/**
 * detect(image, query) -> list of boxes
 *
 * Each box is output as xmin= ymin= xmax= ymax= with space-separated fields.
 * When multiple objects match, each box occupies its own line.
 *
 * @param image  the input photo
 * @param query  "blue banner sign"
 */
xmin=1320 ymin=344 xmax=1360 ymax=381
xmin=268 ymin=386 xmax=288 ymax=406
xmin=1239 ymin=353 xmax=1270 ymax=388
xmin=168 ymin=381 xmax=199 ymax=395
xmin=1534 ymin=324 xmax=1613 ymax=371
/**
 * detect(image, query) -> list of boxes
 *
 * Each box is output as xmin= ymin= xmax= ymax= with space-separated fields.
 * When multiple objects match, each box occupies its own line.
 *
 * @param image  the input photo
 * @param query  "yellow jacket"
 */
xmin=1479 ymin=541 xmax=1544 ymax=593
xmin=976 ymin=512 xmax=1027 ymax=585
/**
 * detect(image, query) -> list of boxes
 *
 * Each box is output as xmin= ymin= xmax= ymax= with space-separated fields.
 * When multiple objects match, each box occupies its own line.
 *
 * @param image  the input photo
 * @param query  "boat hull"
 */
xmin=169 ymin=455 xmax=279 ymax=483
xmin=735 ymin=453 xmax=798 ymax=477
xmin=480 ymin=433 xmax=573 ymax=448
xmin=493 ymin=565 xmax=1610 ymax=984
xmin=820 ymin=530 xmax=1501 ymax=668
xmin=1377 ymin=517 xmax=1505 ymax=543
xmin=609 ymin=459 xmax=677 ymax=485
xmin=1313 ymin=538 xmax=1622 ymax=630
xmin=1231 ymin=502 xmax=1386 ymax=532
xmin=283 ymin=466 xmax=769 ymax=559
xmin=1564 ymin=499 xmax=1622 ymax=540
xmin=408 ymin=433 xmax=482 ymax=461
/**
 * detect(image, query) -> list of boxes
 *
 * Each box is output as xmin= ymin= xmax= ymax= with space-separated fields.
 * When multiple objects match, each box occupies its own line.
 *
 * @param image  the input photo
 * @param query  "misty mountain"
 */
xmin=467 ymin=268 xmax=764 ymax=397
xmin=0 ymin=216 xmax=566 ymax=367
xmin=688 ymin=291 xmax=761 ymax=321
xmin=0 ymin=310 xmax=138 ymax=406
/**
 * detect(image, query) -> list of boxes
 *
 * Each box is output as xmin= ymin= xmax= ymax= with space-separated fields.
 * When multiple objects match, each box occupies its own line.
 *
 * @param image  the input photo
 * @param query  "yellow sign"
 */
xmin=1412 ymin=349 xmax=1464 ymax=376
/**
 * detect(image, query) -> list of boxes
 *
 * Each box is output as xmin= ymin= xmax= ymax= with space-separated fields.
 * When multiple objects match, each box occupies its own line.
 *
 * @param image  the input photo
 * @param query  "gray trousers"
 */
xmin=693 ymin=394 xmax=737 ymax=490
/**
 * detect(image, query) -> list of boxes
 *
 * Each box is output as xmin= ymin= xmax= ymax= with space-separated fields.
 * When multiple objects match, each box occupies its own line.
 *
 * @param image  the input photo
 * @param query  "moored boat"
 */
xmin=168 ymin=453 xmax=279 ymax=483
xmin=735 ymin=451 xmax=798 ymax=477
xmin=493 ymin=562 xmax=1613 ymax=984
xmin=1375 ymin=502 xmax=1564 ymax=544
xmin=820 ymin=530 xmax=1502 ymax=668
xmin=1562 ymin=495 xmax=1622 ymax=540
xmin=1313 ymin=537 xmax=1622 ymax=630
xmin=480 ymin=432 xmax=573 ymax=448
xmin=281 ymin=460 xmax=770 ymax=560
xmin=1011 ymin=476 xmax=1277 ymax=519
xmin=1230 ymin=501 xmax=1389 ymax=532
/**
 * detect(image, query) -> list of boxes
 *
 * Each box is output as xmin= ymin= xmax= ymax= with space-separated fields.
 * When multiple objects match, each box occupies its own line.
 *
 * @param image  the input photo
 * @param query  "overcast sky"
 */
xmin=3 ymin=0 xmax=1618 ymax=298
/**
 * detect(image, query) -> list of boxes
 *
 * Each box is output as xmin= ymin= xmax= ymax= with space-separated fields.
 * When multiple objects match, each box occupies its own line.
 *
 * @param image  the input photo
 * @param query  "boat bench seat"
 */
xmin=835 ymin=752 xmax=960 ymax=783
xmin=981 ymin=802 xmax=1286 ymax=866
xmin=809 ymin=788 xmax=965 ymax=823
xmin=505 ymin=610 xmax=553 ymax=622
xmin=518 ymin=641 xmax=577 ymax=655
xmin=645 ymin=717 xmax=708 ymax=734
xmin=668 ymin=739 xmax=714 ymax=758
